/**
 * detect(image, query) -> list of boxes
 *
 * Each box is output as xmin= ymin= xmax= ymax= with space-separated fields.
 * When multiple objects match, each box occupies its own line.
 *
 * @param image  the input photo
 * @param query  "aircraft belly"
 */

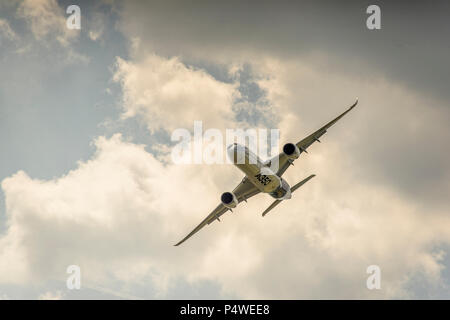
xmin=235 ymin=163 xmax=281 ymax=193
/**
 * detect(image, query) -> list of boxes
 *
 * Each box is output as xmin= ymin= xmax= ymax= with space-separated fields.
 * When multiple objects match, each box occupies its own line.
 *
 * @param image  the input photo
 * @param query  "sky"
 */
xmin=0 ymin=0 xmax=449 ymax=299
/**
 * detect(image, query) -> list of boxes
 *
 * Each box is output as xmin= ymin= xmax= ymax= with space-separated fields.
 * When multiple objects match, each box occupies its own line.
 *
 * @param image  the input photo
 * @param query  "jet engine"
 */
xmin=283 ymin=142 xmax=300 ymax=159
xmin=221 ymin=192 xmax=238 ymax=209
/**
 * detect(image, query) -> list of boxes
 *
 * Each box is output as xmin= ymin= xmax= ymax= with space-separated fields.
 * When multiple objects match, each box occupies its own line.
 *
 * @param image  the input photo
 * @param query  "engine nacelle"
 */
xmin=283 ymin=143 xmax=300 ymax=160
xmin=221 ymin=192 xmax=238 ymax=209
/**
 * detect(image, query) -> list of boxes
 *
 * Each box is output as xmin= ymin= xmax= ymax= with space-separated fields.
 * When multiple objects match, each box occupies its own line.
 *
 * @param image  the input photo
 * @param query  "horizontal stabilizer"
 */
xmin=291 ymin=174 xmax=316 ymax=192
xmin=262 ymin=174 xmax=316 ymax=217
xmin=262 ymin=199 xmax=282 ymax=217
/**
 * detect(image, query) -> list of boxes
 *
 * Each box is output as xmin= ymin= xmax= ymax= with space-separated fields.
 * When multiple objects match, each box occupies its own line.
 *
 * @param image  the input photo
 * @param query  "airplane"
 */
xmin=174 ymin=99 xmax=358 ymax=246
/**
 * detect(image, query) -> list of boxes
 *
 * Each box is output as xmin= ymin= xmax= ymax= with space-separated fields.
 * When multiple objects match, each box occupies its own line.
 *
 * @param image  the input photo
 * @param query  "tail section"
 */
xmin=262 ymin=174 xmax=316 ymax=217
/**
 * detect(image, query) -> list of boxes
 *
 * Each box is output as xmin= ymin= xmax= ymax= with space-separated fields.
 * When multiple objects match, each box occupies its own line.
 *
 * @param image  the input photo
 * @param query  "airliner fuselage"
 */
xmin=226 ymin=143 xmax=292 ymax=200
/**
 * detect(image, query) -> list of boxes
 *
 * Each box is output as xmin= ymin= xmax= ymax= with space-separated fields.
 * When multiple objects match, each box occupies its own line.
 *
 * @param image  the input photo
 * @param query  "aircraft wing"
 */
xmin=174 ymin=177 xmax=260 ymax=246
xmin=276 ymin=99 xmax=358 ymax=177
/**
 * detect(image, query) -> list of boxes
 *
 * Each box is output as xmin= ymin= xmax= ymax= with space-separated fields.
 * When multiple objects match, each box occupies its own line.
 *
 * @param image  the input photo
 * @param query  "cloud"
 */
xmin=17 ymin=0 xmax=76 ymax=46
xmin=116 ymin=0 xmax=450 ymax=103
xmin=112 ymin=55 xmax=238 ymax=133
xmin=38 ymin=290 xmax=64 ymax=300
xmin=0 ymin=18 xmax=18 ymax=42
xmin=1 ymin=0 xmax=449 ymax=299
xmin=0 ymin=134 xmax=240 ymax=292
xmin=0 ymin=128 xmax=448 ymax=298
xmin=16 ymin=0 xmax=88 ymax=63
xmin=113 ymin=0 xmax=450 ymax=212
xmin=253 ymin=56 xmax=450 ymax=208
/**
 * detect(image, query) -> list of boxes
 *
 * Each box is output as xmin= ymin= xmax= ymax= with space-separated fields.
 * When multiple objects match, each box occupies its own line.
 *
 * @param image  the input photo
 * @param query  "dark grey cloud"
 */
xmin=119 ymin=0 xmax=450 ymax=103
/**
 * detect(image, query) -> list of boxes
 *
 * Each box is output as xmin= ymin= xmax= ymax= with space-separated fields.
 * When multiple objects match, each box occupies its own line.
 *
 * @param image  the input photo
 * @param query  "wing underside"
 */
xmin=275 ymin=99 xmax=358 ymax=176
xmin=174 ymin=177 xmax=260 ymax=246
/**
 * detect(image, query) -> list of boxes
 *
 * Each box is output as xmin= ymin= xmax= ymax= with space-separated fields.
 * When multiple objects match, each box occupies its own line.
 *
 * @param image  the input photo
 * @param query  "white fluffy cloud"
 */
xmin=0 ymin=115 xmax=448 ymax=298
xmin=112 ymin=55 xmax=238 ymax=133
xmin=0 ymin=134 xmax=248 ymax=294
